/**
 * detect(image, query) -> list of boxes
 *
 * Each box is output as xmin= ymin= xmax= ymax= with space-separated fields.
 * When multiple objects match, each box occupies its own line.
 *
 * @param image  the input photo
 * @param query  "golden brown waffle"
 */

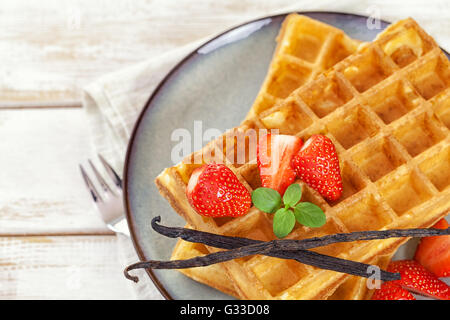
xmin=328 ymin=253 xmax=394 ymax=300
xmin=170 ymin=229 xmax=239 ymax=298
xmin=171 ymin=228 xmax=393 ymax=299
xmin=171 ymin=230 xmax=393 ymax=300
xmin=169 ymin=14 xmax=368 ymax=300
xmin=243 ymin=14 xmax=360 ymax=123
xmin=156 ymin=18 xmax=450 ymax=299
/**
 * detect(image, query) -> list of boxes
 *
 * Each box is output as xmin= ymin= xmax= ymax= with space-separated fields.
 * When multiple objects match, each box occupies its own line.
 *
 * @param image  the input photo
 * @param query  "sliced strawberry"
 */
xmin=186 ymin=163 xmax=251 ymax=218
xmin=387 ymin=260 xmax=450 ymax=300
xmin=257 ymin=133 xmax=303 ymax=196
xmin=372 ymin=282 xmax=416 ymax=300
xmin=291 ymin=134 xmax=343 ymax=201
xmin=414 ymin=219 xmax=450 ymax=277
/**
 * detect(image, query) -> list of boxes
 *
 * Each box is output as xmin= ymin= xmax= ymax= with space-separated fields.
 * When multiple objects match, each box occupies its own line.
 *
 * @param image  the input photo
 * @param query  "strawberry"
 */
xmin=414 ymin=219 xmax=450 ymax=277
xmin=387 ymin=260 xmax=450 ymax=300
xmin=372 ymin=282 xmax=416 ymax=300
xmin=291 ymin=135 xmax=343 ymax=201
xmin=186 ymin=163 xmax=251 ymax=218
xmin=257 ymin=133 xmax=303 ymax=196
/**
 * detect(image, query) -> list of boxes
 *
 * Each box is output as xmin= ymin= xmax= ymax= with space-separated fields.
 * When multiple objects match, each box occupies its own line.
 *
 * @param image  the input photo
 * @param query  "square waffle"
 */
xmin=170 ymin=14 xmax=369 ymax=299
xmin=171 ymin=231 xmax=393 ymax=300
xmin=156 ymin=18 xmax=450 ymax=299
xmin=169 ymin=14 xmax=371 ymax=299
xmin=242 ymin=14 xmax=360 ymax=123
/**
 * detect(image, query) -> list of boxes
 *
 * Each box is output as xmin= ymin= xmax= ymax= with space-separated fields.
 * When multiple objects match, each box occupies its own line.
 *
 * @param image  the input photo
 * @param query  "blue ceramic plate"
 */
xmin=123 ymin=12 xmax=447 ymax=300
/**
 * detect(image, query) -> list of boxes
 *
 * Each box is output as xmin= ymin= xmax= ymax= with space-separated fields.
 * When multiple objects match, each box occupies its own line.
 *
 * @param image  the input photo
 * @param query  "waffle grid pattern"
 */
xmin=169 ymin=14 xmax=371 ymax=300
xmin=243 ymin=14 xmax=359 ymax=122
xmin=156 ymin=18 xmax=450 ymax=299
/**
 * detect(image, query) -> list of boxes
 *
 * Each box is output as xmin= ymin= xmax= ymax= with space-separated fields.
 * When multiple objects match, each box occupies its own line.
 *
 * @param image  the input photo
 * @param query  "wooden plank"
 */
xmin=0 ymin=0 xmax=292 ymax=105
xmin=0 ymin=235 xmax=136 ymax=299
xmin=0 ymin=0 xmax=312 ymax=107
xmin=0 ymin=0 xmax=449 ymax=106
xmin=0 ymin=107 xmax=112 ymax=234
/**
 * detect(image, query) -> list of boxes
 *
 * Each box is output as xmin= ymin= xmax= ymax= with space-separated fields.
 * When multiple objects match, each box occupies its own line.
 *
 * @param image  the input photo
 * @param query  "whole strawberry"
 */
xmin=291 ymin=135 xmax=343 ymax=201
xmin=186 ymin=163 xmax=251 ymax=218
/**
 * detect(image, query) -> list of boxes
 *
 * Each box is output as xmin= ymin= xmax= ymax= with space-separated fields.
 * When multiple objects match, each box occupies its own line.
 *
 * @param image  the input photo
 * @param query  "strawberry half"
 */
xmin=414 ymin=219 xmax=450 ymax=277
xmin=257 ymin=133 xmax=303 ymax=196
xmin=387 ymin=260 xmax=450 ymax=300
xmin=372 ymin=282 xmax=416 ymax=300
xmin=186 ymin=163 xmax=251 ymax=218
xmin=291 ymin=134 xmax=343 ymax=201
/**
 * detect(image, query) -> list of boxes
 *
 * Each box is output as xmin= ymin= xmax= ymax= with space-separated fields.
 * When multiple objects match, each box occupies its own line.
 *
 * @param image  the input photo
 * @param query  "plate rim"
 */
xmin=123 ymin=11 xmax=395 ymax=300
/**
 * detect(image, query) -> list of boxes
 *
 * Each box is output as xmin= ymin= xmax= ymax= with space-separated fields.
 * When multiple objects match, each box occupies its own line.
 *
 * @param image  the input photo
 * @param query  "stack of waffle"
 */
xmin=155 ymin=14 xmax=450 ymax=299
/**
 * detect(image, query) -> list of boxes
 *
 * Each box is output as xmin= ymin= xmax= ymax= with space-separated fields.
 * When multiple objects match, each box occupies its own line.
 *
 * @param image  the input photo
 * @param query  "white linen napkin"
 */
xmin=82 ymin=0 xmax=450 ymax=299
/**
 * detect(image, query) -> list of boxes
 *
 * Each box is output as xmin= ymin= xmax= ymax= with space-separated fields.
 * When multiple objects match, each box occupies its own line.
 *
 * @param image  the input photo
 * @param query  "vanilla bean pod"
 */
xmin=125 ymin=242 xmax=273 ymax=282
xmin=124 ymin=245 xmax=400 ymax=283
xmin=124 ymin=217 xmax=450 ymax=283
xmin=149 ymin=217 xmax=398 ymax=280
xmin=150 ymin=216 xmax=450 ymax=251
xmin=124 ymin=217 xmax=400 ymax=282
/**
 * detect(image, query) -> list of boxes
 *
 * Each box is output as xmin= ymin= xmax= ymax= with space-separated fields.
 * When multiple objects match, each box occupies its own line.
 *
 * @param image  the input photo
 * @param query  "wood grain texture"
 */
xmin=0 ymin=0 xmax=296 ymax=106
xmin=0 ymin=0 xmax=448 ymax=300
xmin=0 ymin=108 xmax=111 ymax=235
xmin=0 ymin=235 xmax=133 ymax=299
xmin=1 ymin=0 xmax=448 ymax=107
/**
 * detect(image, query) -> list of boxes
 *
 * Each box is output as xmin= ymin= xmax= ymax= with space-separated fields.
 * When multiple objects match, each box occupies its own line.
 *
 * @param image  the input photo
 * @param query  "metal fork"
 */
xmin=79 ymin=154 xmax=129 ymax=236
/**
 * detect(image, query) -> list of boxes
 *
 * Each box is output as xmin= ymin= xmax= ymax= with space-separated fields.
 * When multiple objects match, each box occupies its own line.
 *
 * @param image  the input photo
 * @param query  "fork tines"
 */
xmin=79 ymin=154 xmax=122 ymax=202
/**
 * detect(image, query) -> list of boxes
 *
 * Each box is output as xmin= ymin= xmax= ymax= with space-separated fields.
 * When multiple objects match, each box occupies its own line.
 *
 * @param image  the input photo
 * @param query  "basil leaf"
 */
xmin=273 ymin=208 xmax=296 ymax=238
xmin=294 ymin=202 xmax=326 ymax=228
xmin=251 ymin=187 xmax=281 ymax=213
xmin=282 ymin=183 xmax=302 ymax=208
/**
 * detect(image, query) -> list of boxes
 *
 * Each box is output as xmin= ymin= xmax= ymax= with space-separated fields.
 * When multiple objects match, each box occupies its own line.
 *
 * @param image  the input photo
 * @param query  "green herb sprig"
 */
xmin=251 ymin=184 xmax=326 ymax=238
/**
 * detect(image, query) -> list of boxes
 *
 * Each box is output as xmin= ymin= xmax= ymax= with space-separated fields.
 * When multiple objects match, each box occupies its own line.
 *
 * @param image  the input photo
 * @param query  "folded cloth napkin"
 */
xmin=82 ymin=0 xmax=450 ymax=299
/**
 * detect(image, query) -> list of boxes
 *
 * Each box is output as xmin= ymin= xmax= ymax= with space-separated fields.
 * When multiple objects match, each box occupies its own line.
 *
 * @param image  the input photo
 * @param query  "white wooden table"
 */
xmin=1 ymin=0 xmax=448 ymax=299
xmin=0 ymin=0 xmax=152 ymax=299
xmin=0 ymin=0 xmax=303 ymax=300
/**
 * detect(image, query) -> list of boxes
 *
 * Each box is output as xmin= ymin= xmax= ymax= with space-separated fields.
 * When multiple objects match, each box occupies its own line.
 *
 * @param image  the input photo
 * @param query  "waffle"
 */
xmin=171 ymin=229 xmax=393 ymax=300
xmin=170 ymin=14 xmax=367 ymax=300
xmin=156 ymin=18 xmax=450 ymax=300
xmin=171 ymin=228 xmax=239 ymax=298
xmin=242 ymin=14 xmax=360 ymax=124
xmin=328 ymin=253 xmax=394 ymax=300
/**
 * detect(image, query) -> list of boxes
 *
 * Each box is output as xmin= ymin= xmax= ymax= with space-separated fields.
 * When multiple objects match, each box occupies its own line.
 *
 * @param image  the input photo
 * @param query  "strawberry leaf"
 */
xmin=273 ymin=208 xmax=296 ymax=238
xmin=294 ymin=202 xmax=326 ymax=228
xmin=283 ymin=183 xmax=302 ymax=208
xmin=251 ymin=187 xmax=281 ymax=213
